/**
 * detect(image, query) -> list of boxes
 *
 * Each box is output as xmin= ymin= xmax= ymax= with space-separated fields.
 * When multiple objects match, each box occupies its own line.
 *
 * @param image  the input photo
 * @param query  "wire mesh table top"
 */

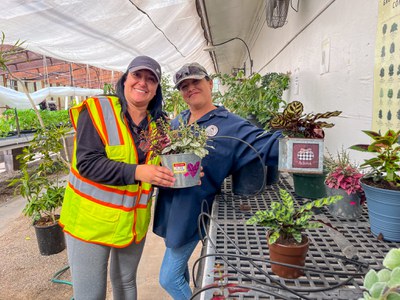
xmin=195 ymin=174 xmax=400 ymax=300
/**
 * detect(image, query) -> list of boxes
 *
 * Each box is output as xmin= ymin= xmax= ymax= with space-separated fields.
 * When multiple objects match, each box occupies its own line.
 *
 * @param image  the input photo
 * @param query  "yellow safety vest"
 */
xmin=59 ymin=96 xmax=160 ymax=247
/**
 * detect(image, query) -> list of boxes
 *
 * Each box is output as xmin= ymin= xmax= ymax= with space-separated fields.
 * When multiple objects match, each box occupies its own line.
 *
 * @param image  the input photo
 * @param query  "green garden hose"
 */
xmin=51 ymin=265 xmax=73 ymax=300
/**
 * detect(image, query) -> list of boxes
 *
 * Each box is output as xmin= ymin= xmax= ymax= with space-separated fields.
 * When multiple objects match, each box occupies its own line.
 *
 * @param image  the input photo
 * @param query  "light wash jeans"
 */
xmin=159 ymin=239 xmax=199 ymax=300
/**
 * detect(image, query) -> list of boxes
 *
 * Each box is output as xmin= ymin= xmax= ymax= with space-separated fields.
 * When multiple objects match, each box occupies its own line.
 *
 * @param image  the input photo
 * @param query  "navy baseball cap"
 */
xmin=127 ymin=56 xmax=161 ymax=83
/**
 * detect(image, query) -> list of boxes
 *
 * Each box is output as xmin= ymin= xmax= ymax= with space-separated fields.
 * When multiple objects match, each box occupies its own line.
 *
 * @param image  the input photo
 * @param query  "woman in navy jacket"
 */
xmin=153 ymin=62 xmax=281 ymax=299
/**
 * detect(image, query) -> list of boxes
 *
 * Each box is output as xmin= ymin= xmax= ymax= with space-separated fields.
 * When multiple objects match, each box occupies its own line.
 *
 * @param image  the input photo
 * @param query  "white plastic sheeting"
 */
xmin=0 ymin=86 xmax=102 ymax=109
xmin=0 ymin=0 xmax=213 ymax=75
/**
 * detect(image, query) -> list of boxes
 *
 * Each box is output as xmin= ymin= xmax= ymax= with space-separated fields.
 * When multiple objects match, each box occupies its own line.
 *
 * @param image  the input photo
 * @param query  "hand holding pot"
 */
xmin=136 ymin=165 xmax=176 ymax=187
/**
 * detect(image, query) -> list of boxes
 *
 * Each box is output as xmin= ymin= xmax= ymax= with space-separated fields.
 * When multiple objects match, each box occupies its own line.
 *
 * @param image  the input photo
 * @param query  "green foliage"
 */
xmin=0 ymin=109 xmax=71 ymax=137
xmin=8 ymin=125 xmax=70 ymax=223
xmin=103 ymin=83 xmax=116 ymax=95
xmin=214 ymin=71 xmax=290 ymax=129
xmin=360 ymin=248 xmax=400 ymax=300
xmin=139 ymin=118 xmax=213 ymax=159
xmin=269 ymin=101 xmax=342 ymax=138
xmin=161 ymin=74 xmax=188 ymax=118
xmin=0 ymin=31 xmax=25 ymax=71
xmin=246 ymin=189 xmax=342 ymax=244
xmin=350 ymin=129 xmax=400 ymax=187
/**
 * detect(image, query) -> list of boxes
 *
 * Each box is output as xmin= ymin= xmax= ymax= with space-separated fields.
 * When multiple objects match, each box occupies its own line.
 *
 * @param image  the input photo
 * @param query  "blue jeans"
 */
xmin=159 ymin=240 xmax=199 ymax=300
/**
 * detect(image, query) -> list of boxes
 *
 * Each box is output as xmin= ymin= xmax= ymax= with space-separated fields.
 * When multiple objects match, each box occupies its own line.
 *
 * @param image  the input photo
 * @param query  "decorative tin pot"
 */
xmin=278 ymin=137 xmax=324 ymax=174
xmin=325 ymin=187 xmax=363 ymax=219
xmin=361 ymin=181 xmax=400 ymax=242
xmin=160 ymin=153 xmax=201 ymax=188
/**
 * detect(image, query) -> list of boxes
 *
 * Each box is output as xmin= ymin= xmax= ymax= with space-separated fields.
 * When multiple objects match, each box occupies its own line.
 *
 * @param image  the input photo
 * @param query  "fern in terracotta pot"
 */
xmin=246 ymin=188 xmax=342 ymax=278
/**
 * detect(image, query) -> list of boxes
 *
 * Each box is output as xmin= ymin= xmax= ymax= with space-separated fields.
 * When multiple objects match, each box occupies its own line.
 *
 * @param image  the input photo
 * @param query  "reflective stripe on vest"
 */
xmin=60 ymin=96 xmax=160 ymax=246
xmin=95 ymin=97 xmax=121 ymax=146
xmin=68 ymin=170 xmax=138 ymax=210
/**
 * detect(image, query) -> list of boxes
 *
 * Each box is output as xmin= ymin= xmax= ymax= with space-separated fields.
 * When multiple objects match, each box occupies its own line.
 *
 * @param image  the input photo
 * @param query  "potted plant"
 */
xmin=350 ymin=129 xmax=400 ymax=242
xmin=360 ymin=248 xmax=400 ymax=300
xmin=246 ymin=188 xmax=342 ymax=279
xmin=8 ymin=125 xmax=70 ymax=255
xmin=139 ymin=118 xmax=212 ymax=188
xmin=214 ymin=71 xmax=290 ymax=185
xmin=324 ymin=148 xmax=366 ymax=219
xmin=270 ymin=100 xmax=342 ymax=173
xmin=269 ymin=101 xmax=342 ymax=198
xmin=214 ymin=71 xmax=290 ymax=129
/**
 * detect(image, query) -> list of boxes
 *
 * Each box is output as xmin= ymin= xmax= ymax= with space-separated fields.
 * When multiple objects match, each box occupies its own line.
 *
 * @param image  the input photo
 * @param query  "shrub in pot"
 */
xmin=350 ymin=129 xmax=400 ymax=241
xmin=214 ymin=71 xmax=290 ymax=186
xmin=8 ymin=125 xmax=70 ymax=255
xmin=214 ymin=71 xmax=290 ymax=130
xmin=139 ymin=118 xmax=212 ymax=188
xmin=246 ymin=189 xmax=342 ymax=278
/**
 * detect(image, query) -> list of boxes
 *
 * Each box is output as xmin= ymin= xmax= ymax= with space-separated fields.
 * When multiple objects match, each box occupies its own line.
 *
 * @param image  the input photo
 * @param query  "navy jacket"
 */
xmin=153 ymin=106 xmax=281 ymax=248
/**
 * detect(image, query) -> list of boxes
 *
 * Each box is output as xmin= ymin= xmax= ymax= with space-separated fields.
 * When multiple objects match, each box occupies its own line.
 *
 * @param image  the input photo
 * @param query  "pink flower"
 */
xmin=325 ymin=164 xmax=364 ymax=197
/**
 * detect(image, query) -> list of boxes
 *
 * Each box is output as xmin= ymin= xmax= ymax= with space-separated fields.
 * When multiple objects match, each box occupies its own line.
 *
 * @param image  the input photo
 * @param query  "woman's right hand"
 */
xmin=135 ymin=165 xmax=176 ymax=187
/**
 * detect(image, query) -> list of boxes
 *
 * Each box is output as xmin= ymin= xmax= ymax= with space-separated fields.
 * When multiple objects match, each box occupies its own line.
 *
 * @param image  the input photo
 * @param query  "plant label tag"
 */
xmin=172 ymin=162 xmax=187 ymax=174
xmin=292 ymin=143 xmax=319 ymax=168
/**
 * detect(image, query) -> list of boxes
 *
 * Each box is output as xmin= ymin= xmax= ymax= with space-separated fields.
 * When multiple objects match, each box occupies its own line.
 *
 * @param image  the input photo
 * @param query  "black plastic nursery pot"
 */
xmin=292 ymin=172 xmax=327 ymax=199
xmin=34 ymin=220 xmax=66 ymax=256
xmin=231 ymin=159 xmax=266 ymax=196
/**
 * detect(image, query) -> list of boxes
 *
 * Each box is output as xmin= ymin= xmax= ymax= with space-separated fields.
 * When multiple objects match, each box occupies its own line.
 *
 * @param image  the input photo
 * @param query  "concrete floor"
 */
xmin=0 ymin=177 xmax=202 ymax=299
xmin=137 ymin=213 xmax=203 ymax=300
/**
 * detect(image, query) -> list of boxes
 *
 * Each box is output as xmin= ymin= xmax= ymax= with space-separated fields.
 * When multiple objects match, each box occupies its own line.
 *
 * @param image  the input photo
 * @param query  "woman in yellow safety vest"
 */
xmin=60 ymin=56 xmax=176 ymax=300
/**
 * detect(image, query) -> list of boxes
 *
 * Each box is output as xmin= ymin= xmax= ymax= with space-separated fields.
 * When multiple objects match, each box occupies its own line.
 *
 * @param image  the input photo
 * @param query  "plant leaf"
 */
xmin=364 ymin=269 xmax=379 ymax=290
xmin=384 ymin=249 xmax=400 ymax=270
xmin=369 ymin=282 xmax=386 ymax=298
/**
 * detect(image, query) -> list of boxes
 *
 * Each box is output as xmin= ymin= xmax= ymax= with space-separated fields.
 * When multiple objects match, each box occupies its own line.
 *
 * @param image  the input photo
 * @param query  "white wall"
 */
xmin=251 ymin=0 xmax=378 ymax=163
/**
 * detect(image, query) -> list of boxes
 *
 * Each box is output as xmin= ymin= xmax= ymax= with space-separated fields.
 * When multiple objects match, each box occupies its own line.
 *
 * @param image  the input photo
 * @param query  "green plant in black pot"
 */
xmin=246 ymin=188 xmax=342 ymax=278
xmin=8 ymin=125 xmax=70 ymax=255
xmin=9 ymin=125 xmax=70 ymax=224
xmin=350 ymin=129 xmax=400 ymax=242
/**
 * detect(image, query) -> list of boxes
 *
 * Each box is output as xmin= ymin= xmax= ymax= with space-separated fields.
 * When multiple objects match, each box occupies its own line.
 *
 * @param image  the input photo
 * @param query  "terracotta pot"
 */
xmin=268 ymin=235 xmax=309 ymax=279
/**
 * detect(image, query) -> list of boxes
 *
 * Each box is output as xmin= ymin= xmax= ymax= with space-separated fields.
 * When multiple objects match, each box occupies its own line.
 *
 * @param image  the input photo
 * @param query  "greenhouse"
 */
xmin=0 ymin=1 xmax=399 ymax=300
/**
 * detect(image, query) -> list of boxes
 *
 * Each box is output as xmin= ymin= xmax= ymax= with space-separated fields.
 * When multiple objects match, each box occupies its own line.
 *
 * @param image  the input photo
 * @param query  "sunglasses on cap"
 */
xmin=174 ymin=63 xmax=208 ymax=89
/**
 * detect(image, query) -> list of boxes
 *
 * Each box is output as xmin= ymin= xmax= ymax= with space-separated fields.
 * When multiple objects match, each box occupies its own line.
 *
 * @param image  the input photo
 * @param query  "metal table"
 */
xmin=194 ymin=174 xmax=400 ymax=300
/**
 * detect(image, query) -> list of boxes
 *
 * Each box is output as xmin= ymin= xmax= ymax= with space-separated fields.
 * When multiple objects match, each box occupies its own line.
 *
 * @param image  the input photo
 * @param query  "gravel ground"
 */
xmin=0 ymin=165 xmax=200 ymax=300
xmin=0 ymin=168 xmax=113 ymax=300
xmin=0 ymin=214 xmax=75 ymax=300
